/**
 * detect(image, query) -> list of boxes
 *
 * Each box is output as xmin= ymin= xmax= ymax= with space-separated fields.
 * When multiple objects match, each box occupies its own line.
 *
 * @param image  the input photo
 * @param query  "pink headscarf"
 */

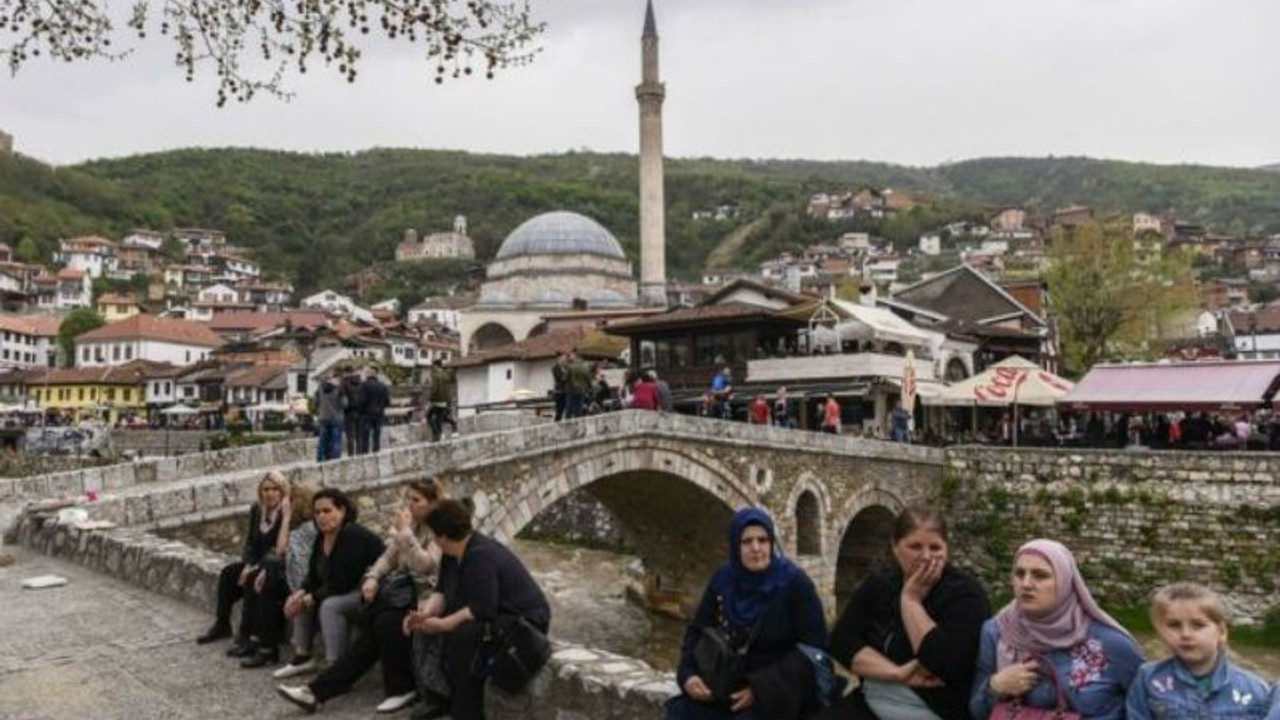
xmin=993 ymin=539 xmax=1131 ymax=669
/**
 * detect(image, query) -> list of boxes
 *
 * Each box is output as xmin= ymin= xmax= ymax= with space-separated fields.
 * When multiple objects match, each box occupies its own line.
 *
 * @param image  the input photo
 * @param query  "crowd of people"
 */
xmin=196 ymin=473 xmax=550 ymax=720
xmin=313 ymin=366 xmax=392 ymax=462
xmin=196 ymin=469 xmax=1279 ymax=720
xmin=668 ymin=506 xmax=1280 ymax=720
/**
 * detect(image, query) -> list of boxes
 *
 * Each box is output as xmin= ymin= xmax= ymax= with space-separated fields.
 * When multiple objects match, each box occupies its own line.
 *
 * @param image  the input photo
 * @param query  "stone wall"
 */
xmin=944 ymin=446 xmax=1280 ymax=624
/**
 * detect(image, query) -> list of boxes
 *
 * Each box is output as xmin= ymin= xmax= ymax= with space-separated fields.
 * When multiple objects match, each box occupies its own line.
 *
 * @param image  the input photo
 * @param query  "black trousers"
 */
xmin=442 ymin=621 xmax=488 ymax=720
xmin=215 ymin=561 xmax=249 ymax=640
xmin=343 ymin=414 xmax=361 ymax=456
xmin=310 ymin=606 xmax=414 ymax=703
xmin=252 ymin=562 xmax=290 ymax=647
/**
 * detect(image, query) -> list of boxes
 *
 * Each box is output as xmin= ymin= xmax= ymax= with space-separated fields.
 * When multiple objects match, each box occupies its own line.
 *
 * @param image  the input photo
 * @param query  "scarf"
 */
xmin=709 ymin=507 xmax=799 ymax=627
xmin=993 ymin=539 xmax=1130 ymax=669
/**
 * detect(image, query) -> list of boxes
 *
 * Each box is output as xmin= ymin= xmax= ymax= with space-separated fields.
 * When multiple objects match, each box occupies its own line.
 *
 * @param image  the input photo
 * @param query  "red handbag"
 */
xmin=987 ymin=659 xmax=1081 ymax=720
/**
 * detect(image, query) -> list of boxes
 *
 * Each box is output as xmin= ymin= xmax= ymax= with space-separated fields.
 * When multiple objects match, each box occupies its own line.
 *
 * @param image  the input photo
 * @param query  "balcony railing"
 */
xmin=748 ymin=351 xmax=937 ymax=383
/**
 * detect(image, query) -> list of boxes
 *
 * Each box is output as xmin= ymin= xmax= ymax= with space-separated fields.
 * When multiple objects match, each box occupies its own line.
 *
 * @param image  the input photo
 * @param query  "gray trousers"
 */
xmin=317 ymin=590 xmax=363 ymax=663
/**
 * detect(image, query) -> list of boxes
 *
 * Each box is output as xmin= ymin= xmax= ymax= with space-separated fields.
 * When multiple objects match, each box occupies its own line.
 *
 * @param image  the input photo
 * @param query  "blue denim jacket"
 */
xmin=1126 ymin=654 xmax=1275 ymax=720
xmin=970 ymin=620 xmax=1143 ymax=720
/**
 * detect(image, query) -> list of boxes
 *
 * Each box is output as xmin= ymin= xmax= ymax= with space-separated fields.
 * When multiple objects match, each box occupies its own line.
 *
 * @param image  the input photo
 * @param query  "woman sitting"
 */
xmin=277 ymin=488 xmax=385 ymax=698
xmin=196 ymin=470 xmax=288 ymax=658
xmin=277 ymin=481 xmax=443 ymax=713
xmin=666 ymin=507 xmax=827 ymax=720
xmin=819 ymin=505 xmax=991 ymax=720
xmin=969 ymin=539 xmax=1143 ymax=720
xmin=267 ymin=482 xmax=320 ymax=677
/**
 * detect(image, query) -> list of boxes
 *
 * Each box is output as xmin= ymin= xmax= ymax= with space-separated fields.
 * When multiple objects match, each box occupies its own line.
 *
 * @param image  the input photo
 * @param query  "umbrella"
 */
xmin=928 ymin=356 xmax=1075 ymax=407
xmin=160 ymin=405 xmax=199 ymax=416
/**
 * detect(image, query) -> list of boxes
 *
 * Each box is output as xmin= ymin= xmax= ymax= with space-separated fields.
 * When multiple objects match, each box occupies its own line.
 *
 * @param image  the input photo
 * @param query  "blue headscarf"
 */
xmin=709 ymin=507 xmax=800 ymax=627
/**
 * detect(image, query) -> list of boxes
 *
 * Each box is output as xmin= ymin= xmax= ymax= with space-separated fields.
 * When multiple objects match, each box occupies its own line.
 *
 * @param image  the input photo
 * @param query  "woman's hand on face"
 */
xmin=683 ymin=675 xmax=713 ymax=703
xmin=729 ymin=686 xmax=755 ymax=712
xmin=902 ymin=556 xmax=944 ymax=603
xmin=989 ymin=660 xmax=1040 ymax=697
xmin=393 ymin=507 xmax=412 ymax=534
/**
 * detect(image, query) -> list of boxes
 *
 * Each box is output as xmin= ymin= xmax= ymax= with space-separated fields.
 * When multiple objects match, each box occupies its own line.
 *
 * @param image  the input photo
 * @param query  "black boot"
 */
xmin=227 ymin=640 xmax=258 ymax=658
xmin=241 ymin=646 xmax=280 ymax=669
xmin=196 ymin=622 xmax=232 ymax=644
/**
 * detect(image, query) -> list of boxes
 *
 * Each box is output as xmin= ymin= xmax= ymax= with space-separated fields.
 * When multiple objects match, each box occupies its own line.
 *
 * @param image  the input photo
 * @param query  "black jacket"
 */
xmin=830 ymin=564 xmax=991 ymax=720
xmin=437 ymin=532 xmax=551 ymax=631
xmin=357 ymin=376 xmax=390 ymax=418
xmin=302 ymin=522 xmax=386 ymax=602
xmin=241 ymin=502 xmax=284 ymax=566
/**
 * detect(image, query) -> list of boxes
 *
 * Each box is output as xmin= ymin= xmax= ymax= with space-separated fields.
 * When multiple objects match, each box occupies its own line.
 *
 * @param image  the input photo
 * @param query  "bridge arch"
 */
xmin=784 ymin=472 xmax=832 ymax=558
xmin=832 ymin=487 xmax=908 ymax=612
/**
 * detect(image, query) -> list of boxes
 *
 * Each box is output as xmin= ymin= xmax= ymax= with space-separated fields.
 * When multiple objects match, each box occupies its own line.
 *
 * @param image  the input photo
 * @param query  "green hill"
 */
xmin=3 ymin=149 xmax=1280 ymax=298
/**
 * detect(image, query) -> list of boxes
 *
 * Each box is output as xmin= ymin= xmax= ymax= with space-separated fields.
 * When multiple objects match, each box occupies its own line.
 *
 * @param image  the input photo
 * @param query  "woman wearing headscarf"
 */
xmin=818 ymin=505 xmax=990 ymax=720
xmin=666 ymin=507 xmax=828 ymax=720
xmin=969 ymin=539 xmax=1143 ymax=720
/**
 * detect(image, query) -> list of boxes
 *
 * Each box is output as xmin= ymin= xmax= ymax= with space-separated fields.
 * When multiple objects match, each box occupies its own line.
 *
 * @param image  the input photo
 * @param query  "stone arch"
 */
xmin=783 ymin=471 xmax=832 ymax=558
xmin=470 ymin=322 xmax=516 ymax=352
xmin=832 ymin=488 xmax=908 ymax=612
xmin=527 ymin=321 xmax=549 ymax=338
xmin=795 ymin=491 xmax=821 ymax=556
xmin=473 ymin=442 xmax=756 ymax=617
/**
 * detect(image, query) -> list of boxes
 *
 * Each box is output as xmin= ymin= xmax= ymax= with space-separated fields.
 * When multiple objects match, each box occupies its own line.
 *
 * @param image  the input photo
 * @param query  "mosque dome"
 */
xmin=494 ymin=211 xmax=626 ymax=261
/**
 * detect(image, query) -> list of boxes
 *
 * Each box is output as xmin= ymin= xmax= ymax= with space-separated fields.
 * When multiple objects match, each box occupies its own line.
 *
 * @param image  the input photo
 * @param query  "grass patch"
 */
xmin=1105 ymin=604 xmax=1280 ymax=648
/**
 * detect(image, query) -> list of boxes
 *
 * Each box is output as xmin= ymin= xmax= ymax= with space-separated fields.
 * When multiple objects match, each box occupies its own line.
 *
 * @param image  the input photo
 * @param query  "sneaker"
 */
xmin=276 ymin=684 xmax=318 ymax=714
xmin=376 ymin=691 xmax=417 ymax=713
xmin=272 ymin=656 xmax=319 ymax=679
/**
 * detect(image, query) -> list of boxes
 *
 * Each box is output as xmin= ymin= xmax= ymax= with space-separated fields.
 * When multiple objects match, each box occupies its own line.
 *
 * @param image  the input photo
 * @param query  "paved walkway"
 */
xmin=0 ymin=548 xmax=390 ymax=720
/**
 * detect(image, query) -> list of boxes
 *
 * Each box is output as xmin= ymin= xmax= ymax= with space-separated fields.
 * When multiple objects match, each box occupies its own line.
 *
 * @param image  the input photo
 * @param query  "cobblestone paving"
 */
xmin=0 ymin=549 xmax=388 ymax=720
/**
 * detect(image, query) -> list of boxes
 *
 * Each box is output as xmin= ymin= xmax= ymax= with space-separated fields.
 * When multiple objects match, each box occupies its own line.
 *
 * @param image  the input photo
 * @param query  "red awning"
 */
xmin=1060 ymin=360 xmax=1280 ymax=412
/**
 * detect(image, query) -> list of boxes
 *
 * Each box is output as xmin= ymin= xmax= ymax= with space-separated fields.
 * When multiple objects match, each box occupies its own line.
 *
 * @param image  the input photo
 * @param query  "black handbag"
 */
xmin=484 ymin=615 xmax=551 ymax=694
xmin=362 ymin=570 xmax=415 ymax=619
xmin=693 ymin=613 xmax=764 ymax=703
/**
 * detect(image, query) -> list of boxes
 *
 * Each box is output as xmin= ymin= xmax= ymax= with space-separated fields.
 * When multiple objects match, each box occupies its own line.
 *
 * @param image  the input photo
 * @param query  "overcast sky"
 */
xmin=5 ymin=0 xmax=1279 ymax=168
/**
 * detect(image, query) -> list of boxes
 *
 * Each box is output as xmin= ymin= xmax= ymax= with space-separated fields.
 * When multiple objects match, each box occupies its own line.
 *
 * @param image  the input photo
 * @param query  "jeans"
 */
xmin=553 ymin=392 xmax=566 ymax=422
xmin=317 ymin=590 xmax=363 ymax=663
xmin=343 ymin=414 xmax=361 ymax=456
xmin=317 ymin=420 xmax=343 ymax=462
xmin=564 ymin=392 xmax=586 ymax=419
xmin=359 ymin=414 xmax=383 ymax=454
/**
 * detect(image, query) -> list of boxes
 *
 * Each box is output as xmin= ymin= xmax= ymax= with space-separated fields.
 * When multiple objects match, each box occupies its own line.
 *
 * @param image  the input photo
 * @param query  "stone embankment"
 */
xmin=945 ymin=446 xmax=1280 ymax=623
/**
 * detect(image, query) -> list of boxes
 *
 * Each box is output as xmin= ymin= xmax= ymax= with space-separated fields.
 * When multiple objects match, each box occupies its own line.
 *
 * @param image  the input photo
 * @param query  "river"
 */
xmin=515 ymin=539 xmax=1280 ymax=679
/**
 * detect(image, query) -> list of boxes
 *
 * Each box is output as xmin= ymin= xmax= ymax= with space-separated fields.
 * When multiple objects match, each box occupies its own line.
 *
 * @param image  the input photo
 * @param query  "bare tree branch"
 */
xmin=1 ymin=0 xmax=544 ymax=104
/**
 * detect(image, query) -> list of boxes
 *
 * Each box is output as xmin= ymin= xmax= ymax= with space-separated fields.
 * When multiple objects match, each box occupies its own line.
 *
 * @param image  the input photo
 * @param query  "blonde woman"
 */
xmin=196 ymin=470 xmax=288 ymax=660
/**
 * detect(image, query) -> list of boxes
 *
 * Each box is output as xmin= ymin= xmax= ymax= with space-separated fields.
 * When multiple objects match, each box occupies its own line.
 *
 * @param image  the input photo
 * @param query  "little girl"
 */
xmin=1126 ymin=582 xmax=1275 ymax=719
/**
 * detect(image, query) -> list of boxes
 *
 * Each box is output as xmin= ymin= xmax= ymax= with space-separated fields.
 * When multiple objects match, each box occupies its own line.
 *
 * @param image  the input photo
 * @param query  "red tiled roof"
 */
xmin=223 ymin=363 xmax=292 ymax=387
xmin=208 ymin=311 xmax=329 ymax=334
xmin=22 ymin=316 xmax=63 ymax=337
xmin=56 ymin=268 xmax=87 ymax=280
xmin=63 ymin=235 xmax=117 ymax=247
xmin=77 ymin=314 xmax=226 ymax=348
xmin=607 ymin=301 xmax=789 ymax=335
xmin=97 ymin=293 xmax=137 ymax=305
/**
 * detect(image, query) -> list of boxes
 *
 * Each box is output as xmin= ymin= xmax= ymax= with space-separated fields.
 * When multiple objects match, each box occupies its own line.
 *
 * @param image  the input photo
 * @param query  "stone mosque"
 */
xmin=458 ymin=1 xmax=668 ymax=353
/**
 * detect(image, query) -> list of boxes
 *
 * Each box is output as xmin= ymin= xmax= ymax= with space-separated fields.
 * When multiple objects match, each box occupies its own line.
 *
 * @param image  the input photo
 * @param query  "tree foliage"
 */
xmin=0 ymin=0 xmax=544 ymax=104
xmin=1045 ymin=221 xmax=1196 ymax=376
xmin=57 ymin=308 xmax=105 ymax=367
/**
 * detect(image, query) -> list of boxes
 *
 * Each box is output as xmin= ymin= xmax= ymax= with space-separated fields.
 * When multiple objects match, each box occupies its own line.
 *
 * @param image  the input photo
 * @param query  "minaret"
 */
xmin=636 ymin=0 xmax=667 ymax=307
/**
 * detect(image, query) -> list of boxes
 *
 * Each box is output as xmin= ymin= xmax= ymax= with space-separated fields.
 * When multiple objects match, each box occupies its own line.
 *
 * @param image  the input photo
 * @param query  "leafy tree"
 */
xmin=13 ymin=235 xmax=40 ymax=262
xmin=159 ymin=234 xmax=187 ymax=264
xmin=1045 ymin=221 xmax=1195 ymax=375
xmin=1 ymin=0 xmax=544 ymax=104
xmin=57 ymin=308 xmax=105 ymax=367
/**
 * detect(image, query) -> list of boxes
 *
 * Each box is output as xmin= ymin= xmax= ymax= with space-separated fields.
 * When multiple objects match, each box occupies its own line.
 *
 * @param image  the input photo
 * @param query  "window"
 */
xmin=125 ymin=346 xmax=133 ymax=360
xmin=78 ymin=388 xmax=84 ymax=401
xmin=185 ymin=351 xmax=191 ymax=362
xmin=165 ymin=382 xmax=171 ymax=394
xmin=82 ymin=347 xmax=90 ymax=362
xmin=123 ymin=389 xmax=132 ymax=401
xmin=112 ymin=346 xmax=121 ymax=361
xmin=106 ymin=389 xmax=115 ymax=401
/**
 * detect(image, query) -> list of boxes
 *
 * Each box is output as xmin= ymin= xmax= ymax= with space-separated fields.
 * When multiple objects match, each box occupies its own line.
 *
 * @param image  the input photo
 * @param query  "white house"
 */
xmin=919 ymin=234 xmax=942 ymax=256
xmin=75 ymin=314 xmax=225 ymax=368
xmin=33 ymin=269 xmax=91 ymax=310
xmin=302 ymin=289 xmax=362 ymax=317
xmin=197 ymin=283 xmax=240 ymax=305
xmin=408 ymin=296 xmax=472 ymax=333
xmin=121 ymin=230 xmax=166 ymax=250
xmin=57 ymin=236 xmax=117 ymax=279
xmin=214 ymin=253 xmax=261 ymax=283
xmin=0 ymin=315 xmax=57 ymax=369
